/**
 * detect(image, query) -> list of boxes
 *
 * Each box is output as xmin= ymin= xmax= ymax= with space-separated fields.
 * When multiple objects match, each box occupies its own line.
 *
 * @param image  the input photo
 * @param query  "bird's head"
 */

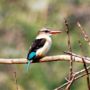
xmin=39 ymin=27 xmax=62 ymax=36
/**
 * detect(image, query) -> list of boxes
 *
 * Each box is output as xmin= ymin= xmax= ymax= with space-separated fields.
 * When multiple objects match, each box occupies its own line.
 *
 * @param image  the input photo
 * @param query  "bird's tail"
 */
xmin=24 ymin=60 xmax=32 ymax=72
xmin=25 ymin=52 xmax=36 ymax=72
xmin=27 ymin=60 xmax=32 ymax=71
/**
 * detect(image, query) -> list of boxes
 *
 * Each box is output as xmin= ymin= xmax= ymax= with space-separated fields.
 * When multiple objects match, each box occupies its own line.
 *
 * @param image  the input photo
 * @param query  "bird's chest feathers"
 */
xmin=36 ymin=35 xmax=52 ymax=56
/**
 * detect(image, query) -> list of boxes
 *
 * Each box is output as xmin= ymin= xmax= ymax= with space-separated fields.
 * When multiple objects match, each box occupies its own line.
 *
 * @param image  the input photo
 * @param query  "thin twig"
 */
xmin=14 ymin=71 xmax=18 ymax=90
xmin=65 ymin=75 xmax=74 ymax=90
xmin=65 ymin=19 xmax=73 ymax=89
xmin=77 ymin=22 xmax=90 ymax=45
xmin=64 ymin=51 xmax=88 ymax=60
xmin=75 ymin=72 xmax=90 ymax=80
xmin=82 ymin=58 xmax=90 ymax=90
xmin=54 ymin=53 xmax=90 ymax=90
xmin=79 ymin=41 xmax=90 ymax=90
xmin=75 ymin=66 xmax=90 ymax=76
xmin=54 ymin=81 xmax=69 ymax=90
xmin=55 ymin=71 xmax=90 ymax=90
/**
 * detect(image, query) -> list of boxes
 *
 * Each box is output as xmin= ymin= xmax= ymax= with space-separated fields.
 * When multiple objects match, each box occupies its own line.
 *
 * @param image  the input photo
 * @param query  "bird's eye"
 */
xmin=45 ymin=30 xmax=49 ymax=33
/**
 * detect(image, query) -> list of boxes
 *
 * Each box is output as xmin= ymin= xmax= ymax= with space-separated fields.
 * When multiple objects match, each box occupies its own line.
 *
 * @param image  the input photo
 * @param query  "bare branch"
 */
xmin=14 ymin=71 xmax=18 ymax=90
xmin=82 ymin=58 xmax=90 ymax=90
xmin=77 ymin=22 xmax=90 ymax=45
xmin=55 ymin=72 xmax=90 ymax=90
xmin=75 ymin=66 xmax=90 ymax=76
xmin=65 ymin=76 xmax=74 ymax=90
xmin=65 ymin=19 xmax=73 ymax=83
xmin=0 ymin=53 xmax=90 ymax=64
xmin=79 ymin=41 xmax=90 ymax=90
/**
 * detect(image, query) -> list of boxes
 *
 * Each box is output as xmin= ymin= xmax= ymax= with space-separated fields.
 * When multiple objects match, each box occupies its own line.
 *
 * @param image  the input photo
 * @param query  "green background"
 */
xmin=0 ymin=0 xmax=90 ymax=90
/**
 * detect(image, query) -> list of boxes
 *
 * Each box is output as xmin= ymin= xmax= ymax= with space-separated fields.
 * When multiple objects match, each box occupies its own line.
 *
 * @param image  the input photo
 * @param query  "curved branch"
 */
xmin=0 ymin=54 xmax=90 ymax=64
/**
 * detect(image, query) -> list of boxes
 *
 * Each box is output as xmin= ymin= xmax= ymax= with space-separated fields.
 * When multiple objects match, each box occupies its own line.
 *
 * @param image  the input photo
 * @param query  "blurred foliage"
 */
xmin=0 ymin=0 xmax=90 ymax=90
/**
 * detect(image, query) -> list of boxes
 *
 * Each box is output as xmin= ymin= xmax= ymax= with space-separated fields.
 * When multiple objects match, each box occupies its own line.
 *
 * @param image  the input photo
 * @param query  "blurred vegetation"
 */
xmin=0 ymin=0 xmax=90 ymax=90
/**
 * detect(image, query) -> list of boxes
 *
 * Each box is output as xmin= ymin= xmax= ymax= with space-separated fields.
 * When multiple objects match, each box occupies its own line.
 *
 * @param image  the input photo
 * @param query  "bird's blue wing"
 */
xmin=28 ymin=52 xmax=36 ymax=60
xmin=26 ymin=52 xmax=36 ymax=71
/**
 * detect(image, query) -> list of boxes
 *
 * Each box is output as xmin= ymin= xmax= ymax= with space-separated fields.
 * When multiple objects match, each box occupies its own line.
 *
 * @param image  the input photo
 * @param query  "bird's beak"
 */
xmin=50 ymin=30 xmax=62 ymax=34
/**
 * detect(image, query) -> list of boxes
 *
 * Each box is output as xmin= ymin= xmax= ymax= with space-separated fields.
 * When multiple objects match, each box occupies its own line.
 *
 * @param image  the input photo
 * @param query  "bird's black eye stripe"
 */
xmin=40 ymin=29 xmax=50 ymax=33
xmin=44 ymin=30 xmax=49 ymax=33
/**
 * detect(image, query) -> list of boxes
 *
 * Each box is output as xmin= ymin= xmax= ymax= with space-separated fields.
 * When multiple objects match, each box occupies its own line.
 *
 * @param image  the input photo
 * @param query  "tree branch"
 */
xmin=0 ymin=53 xmax=90 ymax=64
xmin=65 ymin=19 xmax=73 ymax=85
xmin=78 ymin=41 xmax=90 ymax=90
xmin=77 ymin=22 xmax=90 ymax=45
xmin=54 ymin=65 xmax=90 ymax=90
xmin=54 ymin=72 xmax=90 ymax=90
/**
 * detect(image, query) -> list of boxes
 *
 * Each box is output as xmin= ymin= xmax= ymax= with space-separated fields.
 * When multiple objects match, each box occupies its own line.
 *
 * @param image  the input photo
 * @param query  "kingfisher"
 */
xmin=27 ymin=28 xmax=62 ymax=71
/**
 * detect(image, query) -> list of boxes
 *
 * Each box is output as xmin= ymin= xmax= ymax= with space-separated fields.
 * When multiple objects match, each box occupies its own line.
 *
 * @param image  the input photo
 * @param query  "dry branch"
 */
xmin=54 ymin=65 xmax=90 ymax=90
xmin=77 ymin=22 xmax=90 ymax=45
xmin=54 ymin=72 xmax=90 ymax=90
xmin=65 ymin=19 xmax=73 ymax=84
xmin=14 ymin=72 xmax=18 ymax=90
xmin=79 ymin=41 xmax=90 ymax=90
xmin=0 ymin=53 xmax=90 ymax=64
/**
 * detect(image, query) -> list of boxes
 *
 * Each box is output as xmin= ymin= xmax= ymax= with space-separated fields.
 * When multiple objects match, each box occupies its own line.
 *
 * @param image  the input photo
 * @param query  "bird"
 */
xmin=26 ymin=27 xmax=62 ymax=71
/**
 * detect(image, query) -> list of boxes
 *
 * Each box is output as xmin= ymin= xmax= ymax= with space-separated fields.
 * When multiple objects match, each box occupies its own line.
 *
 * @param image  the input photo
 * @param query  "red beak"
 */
xmin=50 ymin=30 xmax=62 ymax=34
